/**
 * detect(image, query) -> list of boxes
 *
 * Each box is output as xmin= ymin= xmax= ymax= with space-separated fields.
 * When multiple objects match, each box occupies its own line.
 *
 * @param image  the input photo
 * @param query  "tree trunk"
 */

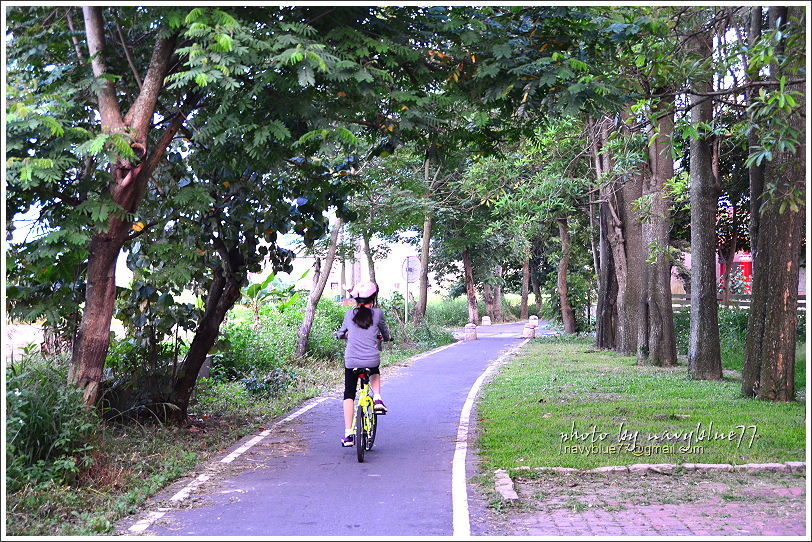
xmin=742 ymin=190 xmax=803 ymax=400
xmin=687 ymin=29 xmax=722 ymax=380
xmin=557 ymin=218 xmax=577 ymax=333
xmin=351 ymin=236 xmax=362 ymax=286
xmin=493 ymin=265 xmax=503 ymax=322
xmin=590 ymin=116 xmax=617 ymax=349
xmin=339 ymin=227 xmax=346 ymax=300
xmin=69 ymin=232 xmax=128 ymax=405
xmin=362 ymin=232 xmax=376 ymax=284
xmin=588 ymin=187 xmax=602 ymax=295
xmin=591 ymin=113 xmax=643 ymax=356
xmin=531 ymin=258 xmax=542 ymax=316
xmin=747 ymin=6 xmax=765 ymax=261
xmin=520 ymin=256 xmax=530 ymax=320
xmin=169 ymin=248 xmax=244 ymax=421
xmin=461 ymin=249 xmax=479 ymax=324
xmin=596 ymin=201 xmax=618 ymax=349
xmin=413 ymin=212 xmax=433 ymax=325
xmin=295 ymin=219 xmax=342 ymax=358
xmin=483 ymin=283 xmax=495 ymax=321
xmin=639 ymin=97 xmax=677 ymax=366
xmin=69 ymin=8 xmax=180 ymax=406
xmin=721 ymin=207 xmax=738 ymax=306
xmin=742 ymin=6 xmax=803 ymax=401
xmin=617 ymin=174 xmax=645 ymax=357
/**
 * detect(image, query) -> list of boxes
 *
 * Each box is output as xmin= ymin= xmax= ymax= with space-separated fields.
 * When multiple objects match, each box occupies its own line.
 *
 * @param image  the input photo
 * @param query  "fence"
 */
xmin=672 ymin=293 xmax=806 ymax=312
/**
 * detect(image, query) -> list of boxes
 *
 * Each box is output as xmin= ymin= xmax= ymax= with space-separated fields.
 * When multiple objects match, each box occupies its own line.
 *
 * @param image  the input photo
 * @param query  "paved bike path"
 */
xmin=123 ymin=323 xmax=533 ymax=536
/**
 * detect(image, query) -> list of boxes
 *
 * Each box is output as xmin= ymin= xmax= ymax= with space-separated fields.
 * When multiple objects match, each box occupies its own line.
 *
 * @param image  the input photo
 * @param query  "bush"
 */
xmin=239 ymin=368 xmax=296 ymax=398
xmin=306 ymin=297 xmax=346 ymax=360
xmin=211 ymin=296 xmax=344 ymax=383
xmin=6 ymin=354 xmax=99 ymax=492
xmin=412 ymin=321 xmax=456 ymax=348
xmin=673 ymin=308 xmax=690 ymax=355
xmin=104 ymin=337 xmax=178 ymax=380
xmin=424 ymin=297 xmax=472 ymax=327
xmin=191 ymin=378 xmax=253 ymax=415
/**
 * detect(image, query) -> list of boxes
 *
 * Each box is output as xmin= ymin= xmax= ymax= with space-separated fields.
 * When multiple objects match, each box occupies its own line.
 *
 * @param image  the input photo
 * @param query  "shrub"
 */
xmin=424 ymin=297 xmax=471 ymax=327
xmin=406 ymin=321 xmax=456 ymax=349
xmin=306 ymin=298 xmax=346 ymax=360
xmin=6 ymin=354 xmax=99 ymax=492
xmin=191 ymin=378 xmax=253 ymax=415
xmin=104 ymin=337 xmax=178 ymax=379
xmin=239 ymin=368 xmax=296 ymax=398
xmin=673 ymin=306 xmax=805 ymax=378
xmin=673 ymin=308 xmax=690 ymax=355
xmin=211 ymin=296 xmax=344 ymax=383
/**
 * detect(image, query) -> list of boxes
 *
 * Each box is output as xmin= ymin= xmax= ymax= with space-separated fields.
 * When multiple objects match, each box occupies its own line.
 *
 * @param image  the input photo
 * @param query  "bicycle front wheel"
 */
xmin=355 ymin=404 xmax=366 ymax=462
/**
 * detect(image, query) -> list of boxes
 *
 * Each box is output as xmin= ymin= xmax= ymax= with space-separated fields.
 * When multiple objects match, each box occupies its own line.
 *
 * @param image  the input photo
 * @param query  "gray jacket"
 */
xmin=336 ymin=307 xmax=392 ymax=368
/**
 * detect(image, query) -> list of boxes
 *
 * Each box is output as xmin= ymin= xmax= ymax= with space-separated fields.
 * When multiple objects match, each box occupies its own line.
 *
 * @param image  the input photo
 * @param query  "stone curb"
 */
xmin=509 ymin=461 xmax=806 ymax=476
xmin=497 ymin=462 xmax=806 ymax=500
xmin=494 ymin=469 xmax=519 ymax=501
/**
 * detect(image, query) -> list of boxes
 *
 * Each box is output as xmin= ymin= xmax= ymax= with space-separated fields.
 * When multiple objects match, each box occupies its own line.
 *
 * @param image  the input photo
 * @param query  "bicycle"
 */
xmin=349 ymin=368 xmax=378 ymax=462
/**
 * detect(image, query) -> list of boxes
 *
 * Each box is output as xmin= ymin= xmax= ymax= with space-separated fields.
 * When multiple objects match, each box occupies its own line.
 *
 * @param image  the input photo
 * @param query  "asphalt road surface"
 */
xmin=123 ymin=322 xmax=537 ymax=537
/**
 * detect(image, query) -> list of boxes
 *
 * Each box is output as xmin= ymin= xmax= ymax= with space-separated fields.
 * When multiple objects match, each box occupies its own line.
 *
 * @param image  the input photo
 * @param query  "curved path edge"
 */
xmin=452 ymin=337 xmax=531 ymax=536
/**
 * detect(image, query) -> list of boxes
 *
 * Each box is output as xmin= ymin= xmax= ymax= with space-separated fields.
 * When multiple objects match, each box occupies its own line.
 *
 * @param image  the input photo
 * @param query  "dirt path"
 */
xmin=479 ymin=469 xmax=806 ymax=536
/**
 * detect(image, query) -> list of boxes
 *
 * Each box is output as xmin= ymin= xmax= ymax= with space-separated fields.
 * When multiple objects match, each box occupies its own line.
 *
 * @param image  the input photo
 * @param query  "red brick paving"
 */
xmin=497 ymin=473 xmax=807 ymax=536
xmin=512 ymin=496 xmax=806 ymax=536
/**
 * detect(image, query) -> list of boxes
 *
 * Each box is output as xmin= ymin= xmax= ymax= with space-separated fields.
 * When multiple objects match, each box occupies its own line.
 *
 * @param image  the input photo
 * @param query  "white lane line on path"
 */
xmin=452 ymin=338 xmax=530 ymax=537
xmin=125 ymin=339 xmax=465 ymax=534
xmin=127 ymin=395 xmax=330 ymax=533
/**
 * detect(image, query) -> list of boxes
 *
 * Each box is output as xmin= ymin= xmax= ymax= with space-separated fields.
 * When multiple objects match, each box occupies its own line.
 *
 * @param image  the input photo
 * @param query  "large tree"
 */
xmin=741 ymin=6 xmax=806 ymax=401
xmin=686 ymin=10 xmax=722 ymax=380
xmin=6 ymin=5 xmax=461 ymax=413
xmin=7 ymin=6 xmax=202 ymax=405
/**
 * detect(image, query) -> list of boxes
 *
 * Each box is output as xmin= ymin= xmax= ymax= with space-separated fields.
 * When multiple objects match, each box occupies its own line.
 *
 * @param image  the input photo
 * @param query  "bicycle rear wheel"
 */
xmin=355 ymin=404 xmax=366 ymax=462
xmin=366 ymin=409 xmax=377 ymax=450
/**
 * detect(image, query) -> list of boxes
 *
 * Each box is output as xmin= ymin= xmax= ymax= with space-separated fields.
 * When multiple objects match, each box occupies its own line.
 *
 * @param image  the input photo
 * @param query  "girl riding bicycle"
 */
xmin=336 ymin=280 xmax=391 ymax=447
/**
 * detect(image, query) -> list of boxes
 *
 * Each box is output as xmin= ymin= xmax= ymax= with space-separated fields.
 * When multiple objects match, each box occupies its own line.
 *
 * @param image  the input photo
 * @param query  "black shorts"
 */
xmin=343 ymin=366 xmax=380 ymax=400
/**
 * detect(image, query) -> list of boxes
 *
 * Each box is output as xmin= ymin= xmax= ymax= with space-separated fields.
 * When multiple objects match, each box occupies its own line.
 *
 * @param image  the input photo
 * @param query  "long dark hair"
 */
xmin=352 ymin=292 xmax=378 ymax=329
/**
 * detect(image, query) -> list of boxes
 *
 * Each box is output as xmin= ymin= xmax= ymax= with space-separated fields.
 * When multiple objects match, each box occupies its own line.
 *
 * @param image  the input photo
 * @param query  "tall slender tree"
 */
xmin=687 ymin=12 xmax=722 ymax=380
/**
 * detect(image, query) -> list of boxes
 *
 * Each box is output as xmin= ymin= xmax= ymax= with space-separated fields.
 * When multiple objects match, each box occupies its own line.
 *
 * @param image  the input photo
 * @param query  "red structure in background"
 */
xmin=719 ymin=252 xmax=753 ymax=293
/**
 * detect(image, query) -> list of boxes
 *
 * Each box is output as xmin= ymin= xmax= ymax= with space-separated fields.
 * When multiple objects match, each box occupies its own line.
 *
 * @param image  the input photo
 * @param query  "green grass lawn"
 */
xmin=476 ymin=337 xmax=807 ymax=472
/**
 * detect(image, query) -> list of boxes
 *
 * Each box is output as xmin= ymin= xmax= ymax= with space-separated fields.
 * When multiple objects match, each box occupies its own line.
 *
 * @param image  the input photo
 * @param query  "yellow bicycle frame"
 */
xmin=353 ymin=380 xmax=374 ymax=435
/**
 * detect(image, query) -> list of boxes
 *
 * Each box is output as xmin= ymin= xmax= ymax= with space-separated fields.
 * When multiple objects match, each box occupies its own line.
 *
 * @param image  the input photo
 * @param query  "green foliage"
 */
xmin=239 ymin=368 xmax=296 ymax=398
xmin=191 ymin=378 xmax=253 ymax=414
xmin=541 ymin=270 xmax=595 ymax=333
xmin=241 ymin=271 xmax=307 ymax=324
xmin=212 ymin=297 xmax=344 ymax=382
xmin=113 ymin=279 xmax=199 ymax=374
xmin=424 ymin=296 xmax=473 ymax=327
xmin=6 ymin=355 xmax=100 ymax=493
xmin=405 ymin=321 xmax=456 ymax=349
xmin=718 ymin=268 xmax=749 ymax=296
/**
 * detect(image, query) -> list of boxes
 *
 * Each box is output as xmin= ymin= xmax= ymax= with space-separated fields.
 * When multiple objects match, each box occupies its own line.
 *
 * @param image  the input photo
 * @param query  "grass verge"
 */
xmin=476 ymin=336 xmax=806 ymax=474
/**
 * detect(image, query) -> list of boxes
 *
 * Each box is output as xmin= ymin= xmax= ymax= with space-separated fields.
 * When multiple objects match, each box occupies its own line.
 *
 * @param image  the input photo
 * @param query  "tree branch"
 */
xmin=142 ymin=90 xmax=203 ymax=177
xmin=113 ymin=11 xmax=143 ymax=92
xmin=123 ymin=33 xmax=178 ymax=142
xmin=65 ymin=8 xmax=85 ymax=63
xmin=82 ymin=6 xmax=125 ymax=130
